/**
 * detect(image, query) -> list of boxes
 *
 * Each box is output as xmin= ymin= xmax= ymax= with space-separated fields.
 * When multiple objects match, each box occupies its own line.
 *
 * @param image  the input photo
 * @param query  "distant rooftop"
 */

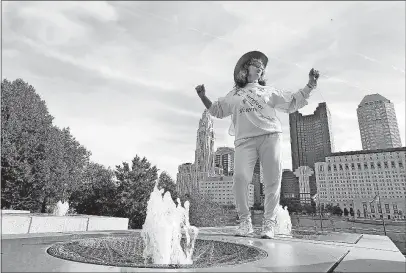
xmin=290 ymin=102 xmax=330 ymax=117
xmin=329 ymin=147 xmax=405 ymax=157
xmin=215 ymin=146 xmax=235 ymax=153
xmin=202 ymin=175 xmax=233 ymax=181
xmin=359 ymin=94 xmax=390 ymax=106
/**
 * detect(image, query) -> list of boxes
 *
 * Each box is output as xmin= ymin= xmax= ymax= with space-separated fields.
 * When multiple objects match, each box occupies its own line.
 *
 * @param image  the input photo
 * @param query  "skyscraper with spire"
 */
xmin=194 ymin=109 xmax=216 ymax=182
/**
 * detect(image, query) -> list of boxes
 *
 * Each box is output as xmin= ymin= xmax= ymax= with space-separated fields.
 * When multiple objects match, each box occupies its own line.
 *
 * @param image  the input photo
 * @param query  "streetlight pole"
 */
xmin=376 ymin=183 xmax=387 ymax=236
xmin=319 ymin=198 xmax=323 ymax=231
xmin=312 ymin=194 xmax=322 ymax=231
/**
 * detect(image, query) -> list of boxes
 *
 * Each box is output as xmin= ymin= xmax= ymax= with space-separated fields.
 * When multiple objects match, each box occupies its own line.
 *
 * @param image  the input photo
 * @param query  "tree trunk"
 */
xmin=41 ymin=196 xmax=48 ymax=213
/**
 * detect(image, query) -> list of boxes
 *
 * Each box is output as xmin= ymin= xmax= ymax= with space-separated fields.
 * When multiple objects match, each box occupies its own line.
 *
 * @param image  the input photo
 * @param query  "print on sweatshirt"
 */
xmin=208 ymin=82 xmax=315 ymax=141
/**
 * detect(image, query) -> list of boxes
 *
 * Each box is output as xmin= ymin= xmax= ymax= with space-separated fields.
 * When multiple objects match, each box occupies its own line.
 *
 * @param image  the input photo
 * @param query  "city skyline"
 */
xmin=3 ymin=1 xmax=405 ymax=179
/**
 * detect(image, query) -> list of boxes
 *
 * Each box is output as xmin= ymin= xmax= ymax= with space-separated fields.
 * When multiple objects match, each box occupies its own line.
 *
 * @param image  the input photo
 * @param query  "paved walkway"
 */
xmin=2 ymin=228 xmax=405 ymax=272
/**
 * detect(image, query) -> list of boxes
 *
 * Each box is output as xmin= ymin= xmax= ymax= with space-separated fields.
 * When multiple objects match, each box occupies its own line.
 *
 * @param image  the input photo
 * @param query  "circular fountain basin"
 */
xmin=47 ymin=235 xmax=267 ymax=269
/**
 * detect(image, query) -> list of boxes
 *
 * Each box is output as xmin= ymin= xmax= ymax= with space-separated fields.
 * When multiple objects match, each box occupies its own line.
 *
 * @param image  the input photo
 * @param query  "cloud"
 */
xmin=2 ymin=1 xmax=405 ymax=179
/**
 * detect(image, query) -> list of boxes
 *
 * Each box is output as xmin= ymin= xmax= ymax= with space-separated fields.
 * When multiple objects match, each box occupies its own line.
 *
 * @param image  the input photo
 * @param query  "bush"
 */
xmin=332 ymin=205 xmax=343 ymax=216
xmin=181 ymin=193 xmax=232 ymax=227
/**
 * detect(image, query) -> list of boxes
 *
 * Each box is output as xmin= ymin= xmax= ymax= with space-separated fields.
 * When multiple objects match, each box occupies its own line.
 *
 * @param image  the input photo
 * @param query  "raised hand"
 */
xmin=308 ymin=68 xmax=320 ymax=88
xmin=195 ymin=84 xmax=206 ymax=98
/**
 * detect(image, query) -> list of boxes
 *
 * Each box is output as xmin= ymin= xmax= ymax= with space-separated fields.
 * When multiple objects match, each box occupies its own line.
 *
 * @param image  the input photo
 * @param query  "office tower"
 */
xmin=281 ymin=169 xmax=300 ymax=199
xmin=215 ymin=147 xmax=235 ymax=176
xmin=357 ymin=94 xmax=402 ymax=150
xmin=252 ymin=159 xmax=262 ymax=205
xmin=290 ymin=102 xmax=335 ymax=196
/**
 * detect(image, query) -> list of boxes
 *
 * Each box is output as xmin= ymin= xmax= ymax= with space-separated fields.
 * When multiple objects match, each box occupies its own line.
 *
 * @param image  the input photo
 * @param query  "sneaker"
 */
xmin=261 ymin=219 xmax=276 ymax=239
xmin=235 ymin=218 xmax=254 ymax=237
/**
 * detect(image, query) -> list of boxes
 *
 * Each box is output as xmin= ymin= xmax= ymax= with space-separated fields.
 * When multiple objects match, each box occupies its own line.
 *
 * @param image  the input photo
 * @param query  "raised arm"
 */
xmin=195 ymin=84 xmax=233 ymax=119
xmin=269 ymin=68 xmax=320 ymax=113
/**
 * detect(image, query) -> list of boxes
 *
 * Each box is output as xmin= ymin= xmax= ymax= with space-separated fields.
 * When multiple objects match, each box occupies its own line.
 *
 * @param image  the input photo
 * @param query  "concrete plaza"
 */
xmin=2 ymin=227 xmax=405 ymax=272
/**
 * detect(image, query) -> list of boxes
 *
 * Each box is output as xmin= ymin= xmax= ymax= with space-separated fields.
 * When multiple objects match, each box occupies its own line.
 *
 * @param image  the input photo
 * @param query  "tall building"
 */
xmin=315 ymin=147 xmax=406 ymax=220
xmin=253 ymin=159 xmax=263 ymax=205
xmin=194 ymin=109 xmax=216 ymax=182
xmin=199 ymin=176 xmax=255 ymax=207
xmin=254 ymin=159 xmax=261 ymax=176
xmin=290 ymin=102 xmax=335 ymax=196
xmin=281 ymin=169 xmax=300 ymax=199
xmin=176 ymin=163 xmax=197 ymax=196
xmin=252 ymin=172 xmax=262 ymax=206
xmin=214 ymin=147 xmax=235 ymax=176
xmin=357 ymin=94 xmax=402 ymax=150
xmin=258 ymin=160 xmax=265 ymax=205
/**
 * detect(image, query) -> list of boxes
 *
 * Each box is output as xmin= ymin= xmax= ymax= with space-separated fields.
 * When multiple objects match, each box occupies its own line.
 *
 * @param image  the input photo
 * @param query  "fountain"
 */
xmin=52 ymin=200 xmax=69 ymax=216
xmin=46 ymin=179 xmax=269 ymax=268
xmin=141 ymin=183 xmax=199 ymax=265
xmin=274 ymin=205 xmax=293 ymax=236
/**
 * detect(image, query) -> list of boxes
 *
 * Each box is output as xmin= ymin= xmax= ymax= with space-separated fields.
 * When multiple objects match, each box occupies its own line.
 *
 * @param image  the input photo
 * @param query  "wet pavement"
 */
xmin=2 ymin=228 xmax=405 ymax=272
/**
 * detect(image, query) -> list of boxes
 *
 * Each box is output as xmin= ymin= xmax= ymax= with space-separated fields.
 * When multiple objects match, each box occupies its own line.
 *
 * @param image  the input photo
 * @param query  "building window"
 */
xmin=371 ymin=162 xmax=375 ymax=169
xmin=362 ymin=202 xmax=368 ymax=216
xmin=364 ymin=163 xmax=368 ymax=169
xmin=385 ymin=204 xmax=390 ymax=214
xmin=377 ymin=203 xmax=382 ymax=214
xmin=393 ymin=204 xmax=398 ymax=214
xmin=370 ymin=204 xmax=375 ymax=213
xmin=399 ymin=161 xmax=404 ymax=169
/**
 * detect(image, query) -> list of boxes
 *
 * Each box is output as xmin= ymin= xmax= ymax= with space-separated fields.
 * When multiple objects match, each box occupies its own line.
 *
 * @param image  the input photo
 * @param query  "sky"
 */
xmin=2 ymin=1 xmax=405 ymax=180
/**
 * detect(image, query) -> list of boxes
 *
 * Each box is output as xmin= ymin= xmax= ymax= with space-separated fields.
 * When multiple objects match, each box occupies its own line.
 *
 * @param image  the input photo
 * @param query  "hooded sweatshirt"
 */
xmin=208 ymin=83 xmax=315 ymax=141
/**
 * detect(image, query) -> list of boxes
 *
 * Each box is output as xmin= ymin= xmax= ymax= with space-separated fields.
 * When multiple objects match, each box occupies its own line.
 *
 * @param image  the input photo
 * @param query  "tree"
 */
xmin=157 ymin=171 xmax=178 ymax=201
xmin=303 ymin=203 xmax=315 ymax=214
xmin=114 ymin=156 xmax=158 ymax=229
xmin=1 ymin=79 xmax=55 ymax=210
xmin=332 ymin=205 xmax=343 ymax=216
xmin=280 ymin=197 xmax=302 ymax=213
xmin=40 ymin=126 xmax=90 ymax=212
xmin=325 ymin=204 xmax=334 ymax=213
xmin=1 ymin=79 xmax=91 ymax=212
xmin=69 ymin=162 xmax=117 ymax=216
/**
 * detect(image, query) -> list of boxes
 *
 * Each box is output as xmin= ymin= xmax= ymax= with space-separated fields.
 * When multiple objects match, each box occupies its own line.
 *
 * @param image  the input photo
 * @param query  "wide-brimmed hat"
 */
xmin=234 ymin=51 xmax=268 ymax=82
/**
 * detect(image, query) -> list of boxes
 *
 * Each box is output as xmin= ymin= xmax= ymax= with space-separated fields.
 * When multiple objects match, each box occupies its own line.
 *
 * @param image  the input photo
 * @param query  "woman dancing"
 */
xmin=195 ymin=51 xmax=320 ymax=238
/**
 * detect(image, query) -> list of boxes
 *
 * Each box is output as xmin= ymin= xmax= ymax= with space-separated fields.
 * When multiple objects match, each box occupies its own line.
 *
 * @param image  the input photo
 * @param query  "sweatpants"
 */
xmin=233 ymin=133 xmax=282 ymax=222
